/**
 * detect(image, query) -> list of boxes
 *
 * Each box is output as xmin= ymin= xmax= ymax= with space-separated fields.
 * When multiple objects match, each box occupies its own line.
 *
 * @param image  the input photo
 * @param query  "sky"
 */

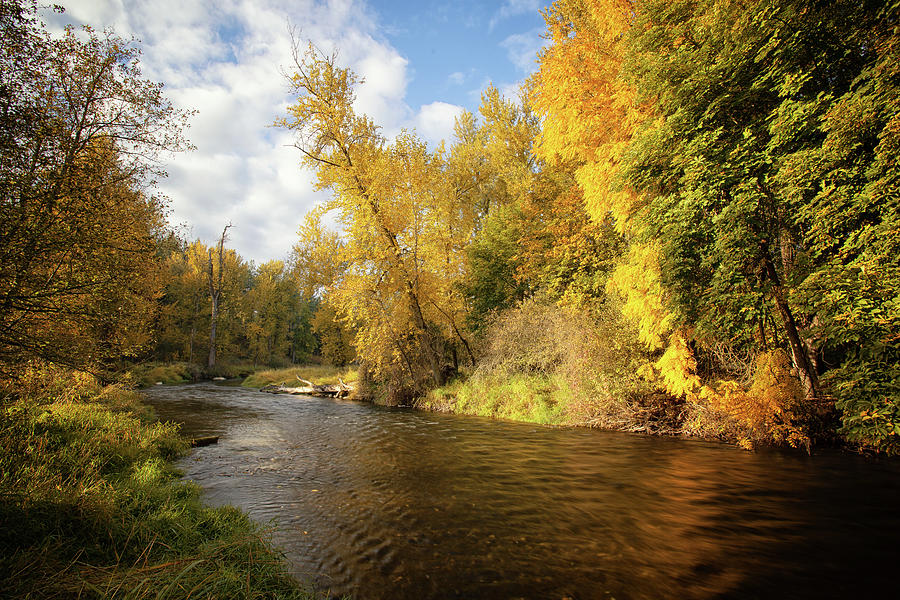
xmin=44 ymin=0 xmax=551 ymax=265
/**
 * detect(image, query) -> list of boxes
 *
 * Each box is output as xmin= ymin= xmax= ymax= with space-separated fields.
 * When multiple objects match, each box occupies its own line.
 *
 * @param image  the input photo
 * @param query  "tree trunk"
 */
xmin=207 ymin=224 xmax=231 ymax=370
xmin=189 ymin=292 xmax=200 ymax=364
xmin=763 ymin=255 xmax=819 ymax=400
xmin=207 ymin=292 xmax=218 ymax=369
xmin=405 ymin=286 xmax=444 ymax=386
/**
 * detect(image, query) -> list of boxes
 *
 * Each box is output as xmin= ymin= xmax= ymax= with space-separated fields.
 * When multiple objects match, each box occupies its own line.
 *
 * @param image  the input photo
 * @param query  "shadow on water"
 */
xmin=145 ymin=383 xmax=900 ymax=600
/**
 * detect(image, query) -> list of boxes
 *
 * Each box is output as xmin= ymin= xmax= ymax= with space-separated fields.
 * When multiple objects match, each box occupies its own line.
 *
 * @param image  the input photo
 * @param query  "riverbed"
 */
xmin=143 ymin=383 xmax=900 ymax=599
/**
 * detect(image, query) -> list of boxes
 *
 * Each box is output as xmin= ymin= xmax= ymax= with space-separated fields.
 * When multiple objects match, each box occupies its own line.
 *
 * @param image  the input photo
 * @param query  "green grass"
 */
xmin=206 ymin=360 xmax=260 ymax=380
xmin=242 ymin=364 xmax=358 ymax=389
xmin=0 ymin=364 xmax=319 ymax=599
xmin=126 ymin=362 xmax=200 ymax=388
xmin=422 ymin=373 xmax=569 ymax=425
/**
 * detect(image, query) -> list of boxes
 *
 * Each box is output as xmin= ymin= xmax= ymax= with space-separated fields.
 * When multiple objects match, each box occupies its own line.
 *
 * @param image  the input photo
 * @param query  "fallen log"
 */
xmin=260 ymin=376 xmax=353 ymax=398
xmin=190 ymin=435 xmax=219 ymax=447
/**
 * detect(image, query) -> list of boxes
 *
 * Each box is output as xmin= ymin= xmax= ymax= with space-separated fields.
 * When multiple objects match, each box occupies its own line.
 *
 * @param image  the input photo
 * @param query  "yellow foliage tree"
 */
xmin=531 ymin=0 xmax=647 ymax=233
xmin=532 ymin=0 xmax=700 ymax=399
xmin=279 ymin=44 xmax=475 ymax=388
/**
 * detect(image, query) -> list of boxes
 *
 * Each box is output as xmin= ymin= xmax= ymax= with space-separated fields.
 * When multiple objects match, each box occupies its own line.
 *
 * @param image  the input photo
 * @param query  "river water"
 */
xmin=143 ymin=383 xmax=900 ymax=600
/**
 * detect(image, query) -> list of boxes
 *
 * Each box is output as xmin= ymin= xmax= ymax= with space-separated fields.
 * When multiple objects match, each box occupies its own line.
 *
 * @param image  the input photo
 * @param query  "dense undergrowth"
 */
xmin=0 ymin=364 xmax=315 ymax=599
xmin=420 ymin=299 xmax=833 ymax=451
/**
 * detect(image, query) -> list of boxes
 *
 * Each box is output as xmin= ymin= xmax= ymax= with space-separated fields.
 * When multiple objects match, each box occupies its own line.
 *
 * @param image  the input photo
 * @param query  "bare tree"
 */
xmin=207 ymin=224 xmax=232 ymax=369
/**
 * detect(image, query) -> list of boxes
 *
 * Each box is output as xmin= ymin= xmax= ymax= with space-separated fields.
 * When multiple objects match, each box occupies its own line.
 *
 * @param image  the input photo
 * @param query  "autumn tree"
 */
xmin=0 ymin=1 xmax=190 ymax=375
xmin=154 ymin=237 xmax=207 ymax=362
xmin=279 ymin=44 xmax=475 ymax=390
xmin=243 ymin=260 xmax=298 ymax=366
xmin=760 ymin=0 xmax=900 ymax=450
xmin=619 ymin=0 xmax=897 ymax=413
xmin=459 ymin=85 xmax=624 ymax=327
xmin=291 ymin=209 xmax=354 ymax=365
xmin=531 ymin=0 xmax=663 ymax=332
xmin=154 ymin=240 xmax=214 ymax=363
xmin=530 ymin=0 xmax=820 ymax=447
xmin=152 ymin=236 xmax=268 ymax=368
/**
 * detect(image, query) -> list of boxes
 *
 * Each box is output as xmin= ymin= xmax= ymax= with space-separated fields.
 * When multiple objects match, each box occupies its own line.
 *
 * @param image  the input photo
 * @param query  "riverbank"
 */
xmin=418 ymin=372 xmax=690 ymax=433
xmin=0 ymin=364 xmax=316 ymax=599
xmin=239 ymin=364 xmax=796 ymax=451
xmin=418 ymin=371 xmax=823 ymax=453
xmin=128 ymin=361 xmax=262 ymax=387
xmin=242 ymin=364 xmax=358 ymax=389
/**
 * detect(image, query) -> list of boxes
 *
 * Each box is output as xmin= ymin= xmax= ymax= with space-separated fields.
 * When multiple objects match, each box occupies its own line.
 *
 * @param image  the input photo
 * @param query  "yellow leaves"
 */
xmin=292 ymin=207 xmax=346 ymax=299
xmin=575 ymin=160 xmax=643 ymax=235
xmin=641 ymin=330 xmax=702 ymax=399
xmin=700 ymin=350 xmax=811 ymax=450
xmin=532 ymin=0 xmax=645 ymax=170
xmin=608 ymin=241 xmax=675 ymax=350
xmin=282 ymin=47 xmax=477 ymax=385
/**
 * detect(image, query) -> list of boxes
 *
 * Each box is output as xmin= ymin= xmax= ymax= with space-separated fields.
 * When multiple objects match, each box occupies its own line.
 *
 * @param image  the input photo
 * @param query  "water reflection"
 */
xmin=145 ymin=383 xmax=900 ymax=599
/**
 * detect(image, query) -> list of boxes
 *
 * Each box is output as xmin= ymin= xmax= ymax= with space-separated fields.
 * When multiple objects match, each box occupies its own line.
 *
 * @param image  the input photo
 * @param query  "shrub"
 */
xmin=691 ymin=350 xmax=815 ymax=450
xmin=425 ymin=297 xmax=657 ymax=429
xmin=829 ymin=351 xmax=900 ymax=455
xmin=126 ymin=362 xmax=200 ymax=387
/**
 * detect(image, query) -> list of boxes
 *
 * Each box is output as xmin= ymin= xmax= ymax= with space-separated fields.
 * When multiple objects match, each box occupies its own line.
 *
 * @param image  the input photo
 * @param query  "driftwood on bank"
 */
xmin=190 ymin=435 xmax=219 ymax=447
xmin=260 ymin=376 xmax=354 ymax=398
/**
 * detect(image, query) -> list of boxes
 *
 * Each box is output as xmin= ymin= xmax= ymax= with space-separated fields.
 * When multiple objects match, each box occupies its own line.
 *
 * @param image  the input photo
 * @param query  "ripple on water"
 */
xmin=143 ymin=383 xmax=900 ymax=600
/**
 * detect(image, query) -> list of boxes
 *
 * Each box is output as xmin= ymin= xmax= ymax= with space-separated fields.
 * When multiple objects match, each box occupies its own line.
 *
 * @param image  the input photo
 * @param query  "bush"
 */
xmin=424 ymin=297 xmax=658 ymax=429
xmin=682 ymin=350 xmax=818 ymax=451
xmin=829 ymin=350 xmax=900 ymax=455
xmin=206 ymin=360 xmax=258 ymax=380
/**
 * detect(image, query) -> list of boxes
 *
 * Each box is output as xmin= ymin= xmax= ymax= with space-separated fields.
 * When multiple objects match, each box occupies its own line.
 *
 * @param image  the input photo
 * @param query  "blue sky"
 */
xmin=44 ymin=1 xmax=550 ymax=263
xmin=372 ymin=1 xmax=547 ymax=108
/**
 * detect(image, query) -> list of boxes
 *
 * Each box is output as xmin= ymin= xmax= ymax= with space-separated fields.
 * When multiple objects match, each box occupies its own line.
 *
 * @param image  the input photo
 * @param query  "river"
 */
xmin=143 ymin=382 xmax=900 ymax=600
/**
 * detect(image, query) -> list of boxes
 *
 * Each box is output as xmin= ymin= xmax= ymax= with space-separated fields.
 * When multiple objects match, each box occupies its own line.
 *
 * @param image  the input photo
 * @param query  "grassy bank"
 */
xmin=127 ymin=361 xmax=201 ymax=387
xmin=421 ymin=373 xmax=569 ymax=425
xmin=127 ymin=361 xmax=263 ymax=388
xmin=417 ymin=300 xmax=829 ymax=452
xmin=0 ymin=364 xmax=316 ymax=599
xmin=420 ymin=371 xmax=687 ymax=433
xmin=242 ymin=365 xmax=358 ymax=389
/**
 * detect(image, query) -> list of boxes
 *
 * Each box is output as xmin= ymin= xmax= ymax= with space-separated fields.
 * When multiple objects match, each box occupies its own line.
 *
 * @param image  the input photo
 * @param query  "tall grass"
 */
xmin=0 ymin=364 xmax=319 ymax=599
xmin=423 ymin=373 xmax=568 ymax=425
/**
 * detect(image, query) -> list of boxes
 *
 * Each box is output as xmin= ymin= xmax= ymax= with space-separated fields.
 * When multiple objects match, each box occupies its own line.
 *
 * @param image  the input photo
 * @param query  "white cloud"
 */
xmin=500 ymin=28 xmax=547 ymax=74
xmin=448 ymin=71 xmax=466 ymax=86
xmin=414 ymin=102 xmax=465 ymax=148
xmin=489 ymin=0 xmax=541 ymax=30
xmin=41 ymin=0 xmax=545 ymax=263
xmin=42 ymin=0 xmax=417 ymax=264
xmin=349 ymin=39 xmax=411 ymax=135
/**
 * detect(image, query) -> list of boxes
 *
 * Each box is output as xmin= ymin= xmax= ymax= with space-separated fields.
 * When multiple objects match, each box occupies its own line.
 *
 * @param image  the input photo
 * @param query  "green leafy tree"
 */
xmin=619 ymin=0 xmax=899 ymax=449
